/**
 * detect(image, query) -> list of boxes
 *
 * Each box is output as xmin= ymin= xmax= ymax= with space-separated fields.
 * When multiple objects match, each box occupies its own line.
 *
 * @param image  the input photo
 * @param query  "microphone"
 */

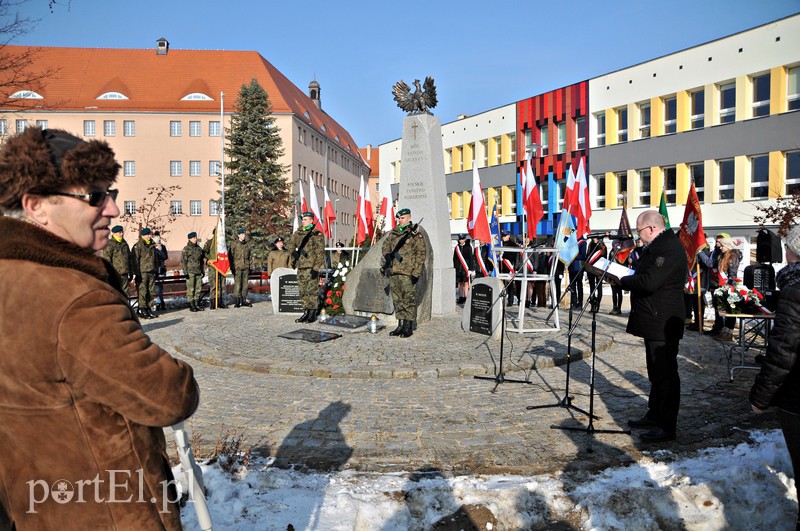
xmin=586 ymin=232 xmax=634 ymax=240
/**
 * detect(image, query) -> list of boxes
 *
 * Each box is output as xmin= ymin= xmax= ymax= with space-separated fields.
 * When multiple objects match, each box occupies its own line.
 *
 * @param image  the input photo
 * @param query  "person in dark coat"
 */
xmin=567 ymin=235 xmax=588 ymax=309
xmin=453 ymin=234 xmax=474 ymax=304
xmin=617 ymin=210 xmax=688 ymax=443
xmin=750 ymin=224 xmax=800 ymax=529
xmin=472 ymin=239 xmax=494 ymax=278
xmin=500 ymin=231 xmax=520 ymax=305
xmin=586 ymin=236 xmax=608 ymax=313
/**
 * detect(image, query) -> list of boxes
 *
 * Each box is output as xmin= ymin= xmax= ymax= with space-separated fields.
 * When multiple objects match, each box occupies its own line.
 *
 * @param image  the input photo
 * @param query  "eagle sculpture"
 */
xmin=392 ymin=76 xmax=437 ymax=115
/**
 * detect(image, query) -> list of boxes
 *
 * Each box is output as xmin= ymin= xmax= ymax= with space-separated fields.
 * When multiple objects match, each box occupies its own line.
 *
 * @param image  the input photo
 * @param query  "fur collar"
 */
xmin=0 ymin=216 xmax=124 ymax=292
xmin=777 ymin=262 xmax=800 ymax=292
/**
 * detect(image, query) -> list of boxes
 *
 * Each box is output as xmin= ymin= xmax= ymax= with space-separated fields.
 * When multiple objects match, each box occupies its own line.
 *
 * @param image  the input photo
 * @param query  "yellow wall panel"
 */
xmin=676 ymin=90 xmax=690 ymax=133
xmin=651 ymin=97 xmax=664 ymax=137
xmin=771 ymin=66 xmax=787 ymax=114
xmin=676 ymin=163 xmax=690 ymax=204
xmin=736 ymin=75 xmax=749 ymax=122
xmin=627 ymin=169 xmax=640 ymax=208
xmin=464 ymin=144 xmax=474 ymax=170
xmin=705 ymin=160 xmax=718 ymax=202
xmin=629 ymin=102 xmax=641 ymax=141
xmin=706 ymin=83 xmax=718 ymax=126
xmin=734 ymin=155 xmax=748 ymax=200
xmin=452 ymin=145 xmax=462 ymax=173
xmin=769 ymin=151 xmax=785 ymax=199
xmin=607 ymin=107 xmax=619 ymax=144
xmin=605 ymin=172 xmax=616 ymax=210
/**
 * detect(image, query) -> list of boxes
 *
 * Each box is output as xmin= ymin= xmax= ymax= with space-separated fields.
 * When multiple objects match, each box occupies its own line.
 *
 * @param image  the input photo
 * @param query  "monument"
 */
xmin=270 ymin=267 xmax=302 ymax=314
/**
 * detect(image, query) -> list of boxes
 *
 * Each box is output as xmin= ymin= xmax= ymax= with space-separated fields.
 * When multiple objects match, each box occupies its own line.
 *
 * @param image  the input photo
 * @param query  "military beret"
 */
xmin=301 ymin=211 xmax=314 ymax=218
xmin=111 ymin=225 xmax=123 ymax=233
xmin=396 ymin=208 xmax=411 ymax=218
xmin=275 ymin=236 xmax=284 ymax=243
xmin=336 ymin=241 xmax=344 ymax=247
xmin=188 ymin=231 xmax=197 ymax=239
xmin=237 ymin=227 xmax=246 ymax=234
xmin=458 ymin=233 xmax=467 ymax=240
xmin=501 ymin=230 xmax=510 ymax=236
xmin=140 ymin=228 xmax=152 ymax=236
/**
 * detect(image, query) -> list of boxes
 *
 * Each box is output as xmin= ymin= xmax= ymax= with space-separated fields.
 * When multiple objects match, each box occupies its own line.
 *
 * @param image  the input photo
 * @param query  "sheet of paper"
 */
xmin=593 ymin=257 xmax=635 ymax=278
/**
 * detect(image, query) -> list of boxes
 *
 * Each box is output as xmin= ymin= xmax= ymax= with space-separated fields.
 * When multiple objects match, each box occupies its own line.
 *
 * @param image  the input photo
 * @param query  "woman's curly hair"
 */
xmin=0 ymin=126 xmax=120 ymax=211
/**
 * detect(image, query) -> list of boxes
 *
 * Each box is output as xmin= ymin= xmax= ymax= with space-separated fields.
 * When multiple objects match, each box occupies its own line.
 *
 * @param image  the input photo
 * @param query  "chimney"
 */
xmin=156 ymin=37 xmax=169 ymax=55
xmin=308 ymin=79 xmax=321 ymax=109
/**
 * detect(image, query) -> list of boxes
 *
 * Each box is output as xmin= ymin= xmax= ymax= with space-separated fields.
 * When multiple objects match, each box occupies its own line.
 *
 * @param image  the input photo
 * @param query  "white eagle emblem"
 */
xmin=683 ymin=212 xmax=700 ymax=235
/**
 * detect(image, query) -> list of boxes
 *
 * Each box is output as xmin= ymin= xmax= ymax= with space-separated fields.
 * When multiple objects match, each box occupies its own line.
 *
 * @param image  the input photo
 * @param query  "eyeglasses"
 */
xmin=635 ymin=225 xmax=654 ymax=235
xmin=47 ymin=189 xmax=118 ymax=207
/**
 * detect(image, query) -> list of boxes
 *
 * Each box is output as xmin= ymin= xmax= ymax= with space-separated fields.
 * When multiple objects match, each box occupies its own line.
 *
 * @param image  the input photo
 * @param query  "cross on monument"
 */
xmin=411 ymin=122 xmax=418 ymax=141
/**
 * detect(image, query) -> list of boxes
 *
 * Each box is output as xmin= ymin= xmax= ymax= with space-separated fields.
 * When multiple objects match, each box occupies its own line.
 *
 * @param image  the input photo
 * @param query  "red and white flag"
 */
xmin=364 ymin=176 xmax=375 ymax=237
xmin=523 ymin=158 xmax=544 ymax=239
xmin=323 ymin=185 xmax=336 ymax=238
xmin=467 ymin=165 xmax=492 ymax=244
xmin=563 ymin=163 xmax=577 ymax=213
xmin=356 ymin=175 xmax=371 ymax=246
xmin=307 ymin=178 xmax=326 ymax=236
xmin=292 ymin=204 xmax=299 ymax=233
xmin=379 ymin=172 xmax=395 ymax=230
xmin=679 ymin=181 xmax=708 ymax=270
xmin=299 ymin=181 xmax=309 ymax=214
xmin=208 ymin=208 xmax=230 ymax=275
xmin=573 ymin=157 xmax=591 ymax=237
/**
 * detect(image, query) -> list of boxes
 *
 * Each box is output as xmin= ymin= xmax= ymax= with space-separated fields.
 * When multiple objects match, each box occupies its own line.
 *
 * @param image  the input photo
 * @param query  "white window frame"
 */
xmin=170 ymin=200 xmax=183 ymax=216
xmin=749 ymin=154 xmax=769 ymax=199
xmin=639 ymin=102 xmax=651 ymax=138
xmin=616 ymin=107 xmax=628 ymax=143
xmin=123 ymin=161 xmax=135 ymax=177
xmin=786 ymin=150 xmax=800 ymax=195
xmin=209 ymin=121 xmax=221 ymax=137
xmin=540 ymin=126 xmax=549 ymax=156
xmin=638 ymin=169 xmax=651 ymax=207
xmin=689 ymin=162 xmax=705 ymax=202
xmin=189 ymin=121 xmax=201 ymax=137
xmin=719 ymin=82 xmax=736 ymax=124
xmin=170 ymin=161 xmax=182 ymax=177
xmin=123 ymin=120 xmax=135 ymax=137
xmin=509 ymin=133 xmax=516 ymax=162
xmin=103 ymin=120 xmax=116 ymax=137
xmin=557 ymin=123 xmax=566 ymax=154
xmin=494 ymin=136 xmax=502 ymax=164
xmin=83 ymin=120 xmax=95 ymax=136
xmin=189 ymin=200 xmax=202 ymax=216
xmin=664 ymin=96 xmax=677 ymax=134
xmin=615 ymin=171 xmax=627 ymax=208
xmin=593 ymin=174 xmax=606 ymax=210
xmin=209 ymin=200 xmax=220 ymax=216
xmin=752 ymin=73 xmax=771 ymax=118
xmin=189 ymin=160 xmax=201 ymax=176
xmin=690 ymin=89 xmax=705 ymax=129
xmin=209 ymin=160 xmax=221 ymax=176
xmin=123 ymin=200 xmax=136 ymax=216
xmin=169 ymin=121 xmax=182 ymax=137
xmin=663 ymin=166 xmax=677 ymax=205
xmin=0 ymin=119 xmax=7 ymax=135
xmin=481 ymin=139 xmax=488 ymax=167
xmin=575 ymin=117 xmax=586 ymax=151
xmin=595 ymin=112 xmax=606 ymax=146
xmin=788 ymin=66 xmax=800 ymax=111
xmin=718 ymin=158 xmax=735 ymax=202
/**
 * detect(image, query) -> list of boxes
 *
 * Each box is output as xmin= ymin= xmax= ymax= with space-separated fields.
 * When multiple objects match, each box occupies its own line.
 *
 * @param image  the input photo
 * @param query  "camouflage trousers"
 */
xmin=297 ymin=268 xmax=319 ymax=310
xmin=186 ymin=273 xmax=204 ymax=303
xmin=390 ymin=274 xmax=417 ymax=321
xmin=233 ymin=269 xmax=250 ymax=298
xmin=137 ymin=272 xmax=156 ymax=309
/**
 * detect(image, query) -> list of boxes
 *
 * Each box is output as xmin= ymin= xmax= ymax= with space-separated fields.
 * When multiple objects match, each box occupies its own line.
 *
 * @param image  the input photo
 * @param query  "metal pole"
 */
xmin=220 ymin=92 xmax=225 ymax=212
xmin=334 ymin=199 xmax=340 ymax=243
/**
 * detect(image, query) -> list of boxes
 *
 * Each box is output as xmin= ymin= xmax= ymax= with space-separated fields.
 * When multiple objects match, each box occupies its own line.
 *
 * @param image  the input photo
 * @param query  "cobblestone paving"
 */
xmin=146 ymin=299 xmax=777 ymax=478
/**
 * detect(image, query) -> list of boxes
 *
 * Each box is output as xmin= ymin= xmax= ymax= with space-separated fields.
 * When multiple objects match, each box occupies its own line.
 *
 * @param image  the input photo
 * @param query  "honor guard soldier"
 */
xmin=131 ymin=227 xmax=158 ymax=319
xmin=181 ymin=232 xmax=205 ymax=312
xmin=230 ymin=227 xmax=253 ymax=308
xmin=381 ymin=208 xmax=426 ymax=338
xmin=104 ymin=225 xmax=133 ymax=285
xmin=289 ymin=212 xmax=325 ymax=323
xmin=268 ymin=236 xmax=291 ymax=274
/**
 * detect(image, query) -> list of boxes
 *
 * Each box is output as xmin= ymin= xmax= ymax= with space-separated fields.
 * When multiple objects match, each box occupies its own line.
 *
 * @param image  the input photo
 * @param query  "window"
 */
xmin=782 ymin=150 xmax=800 ymax=196
xmin=596 ymin=112 xmax=606 ymax=146
xmin=664 ymin=96 xmax=677 ymax=134
xmin=170 ymin=200 xmax=183 ymax=215
xmin=539 ymin=125 xmax=549 ymax=156
xmin=720 ymin=82 xmax=736 ymax=123
xmin=663 ymin=166 xmax=676 ymax=205
xmin=209 ymin=121 xmax=221 ymax=136
xmin=83 ymin=120 xmax=95 ymax=136
xmin=750 ymin=154 xmax=769 ymax=199
xmin=557 ymin=122 xmax=566 ymax=154
xmin=97 ymin=91 xmax=127 ymax=100
xmin=718 ymin=159 xmax=735 ymax=201
xmin=690 ymin=162 xmax=705 ymax=202
xmin=752 ymin=73 xmax=770 ymax=117
xmin=10 ymin=90 xmax=43 ymax=99
xmin=788 ymin=66 xmax=800 ymax=111
xmin=593 ymin=174 xmax=606 ymax=209
xmin=123 ymin=200 xmax=136 ymax=216
xmin=169 ymin=121 xmax=182 ymax=136
xmin=509 ymin=133 xmax=516 ymax=162
xmin=170 ymin=161 xmax=182 ymax=176
xmin=181 ymin=93 xmax=212 ymax=101
xmin=615 ymin=171 xmax=627 ymax=208
xmin=189 ymin=121 xmax=201 ymax=137
xmin=575 ymin=117 xmax=586 ymax=150
xmin=639 ymin=102 xmax=651 ymax=138
xmin=617 ymin=107 xmax=628 ymax=142
xmin=209 ymin=161 xmax=222 ymax=176
xmin=209 ymin=200 xmax=220 ymax=216
xmin=123 ymin=120 xmax=135 ymax=137
xmin=445 ymin=149 xmax=452 ymax=173
xmin=103 ymin=120 xmax=116 ymax=137
xmin=0 ymin=119 xmax=7 ymax=135
xmin=481 ymin=140 xmax=488 ymax=167
xmin=15 ymin=119 xmax=28 ymax=133
xmin=638 ymin=169 xmax=651 ymax=206
xmin=123 ymin=161 xmax=135 ymax=177
xmin=691 ymin=89 xmax=705 ymax=129
xmin=190 ymin=200 xmax=202 ymax=216
xmin=190 ymin=161 xmax=201 ymax=176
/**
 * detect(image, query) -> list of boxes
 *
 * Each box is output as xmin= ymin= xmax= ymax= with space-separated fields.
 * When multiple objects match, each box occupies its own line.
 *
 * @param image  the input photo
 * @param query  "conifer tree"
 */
xmin=224 ymin=78 xmax=290 ymax=265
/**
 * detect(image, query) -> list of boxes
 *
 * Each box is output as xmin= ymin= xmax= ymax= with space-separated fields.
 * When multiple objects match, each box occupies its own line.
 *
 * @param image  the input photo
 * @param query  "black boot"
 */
xmin=235 ymin=297 xmax=242 ymax=308
xmin=242 ymin=298 xmax=252 ymax=307
xmin=306 ymin=309 xmax=318 ymax=323
xmin=390 ymin=319 xmax=404 ymax=336
xmin=399 ymin=320 xmax=414 ymax=338
xmin=296 ymin=309 xmax=310 ymax=323
xmin=209 ymin=299 xmax=216 ymax=310
xmin=137 ymin=309 xmax=151 ymax=320
xmin=218 ymin=299 xmax=228 ymax=309
xmin=147 ymin=309 xmax=158 ymax=318
xmin=189 ymin=302 xmax=198 ymax=312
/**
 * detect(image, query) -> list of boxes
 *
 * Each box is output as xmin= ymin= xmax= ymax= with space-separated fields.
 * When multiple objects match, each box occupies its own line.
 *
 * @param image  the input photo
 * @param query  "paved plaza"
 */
xmin=145 ymin=297 xmax=777 ymax=478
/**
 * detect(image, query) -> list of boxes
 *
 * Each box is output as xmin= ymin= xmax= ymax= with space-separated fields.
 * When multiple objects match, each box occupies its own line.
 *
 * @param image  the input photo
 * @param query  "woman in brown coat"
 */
xmin=0 ymin=127 xmax=199 ymax=530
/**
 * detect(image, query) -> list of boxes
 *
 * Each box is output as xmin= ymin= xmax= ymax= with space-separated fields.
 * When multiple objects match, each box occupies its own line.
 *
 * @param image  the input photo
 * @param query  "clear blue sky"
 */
xmin=13 ymin=0 xmax=800 ymax=148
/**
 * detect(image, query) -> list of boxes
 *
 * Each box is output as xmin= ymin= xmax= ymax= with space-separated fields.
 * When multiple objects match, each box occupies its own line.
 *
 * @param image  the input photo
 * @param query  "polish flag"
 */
xmin=524 ymin=158 xmax=544 ymax=239
xmin=563 ymin=163 xmax=577 ymax=214
xmin=299 ymin=181 xmax=309 ymax=214
xmin=323 ymin=185 xmax=336 ymax=238
xmin=467 ymin=165 xmax=492 ymax=244
xmin=356 ymin=175 xmax=371 ymax=246
xmin=574 ymin=157 xmax=591 ymax=237
xmin=379 ymin=172 xmax=395 ymax=230
xmin=307 ymin=178 xmax=326 ymax=235
xmin=208 ymin=208 xmax=230 ymax=275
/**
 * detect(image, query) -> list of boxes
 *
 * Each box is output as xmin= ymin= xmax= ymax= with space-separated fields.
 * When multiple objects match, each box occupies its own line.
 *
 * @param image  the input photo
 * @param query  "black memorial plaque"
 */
xmin=278 ymin=274 xmax=303 ymax=313
xmin=469 ymin=283 xmax=493 ymax=336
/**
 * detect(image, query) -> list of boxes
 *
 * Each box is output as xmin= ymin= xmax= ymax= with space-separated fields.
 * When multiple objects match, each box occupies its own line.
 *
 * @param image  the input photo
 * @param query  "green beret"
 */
xmin=140 ymin=228 xmax=151 ymax=236
xmin=187 ymin=231 xmax=197 ymax=239
xmin=237 ymin=227 xmax=246 ymax=234
xmin=396 ymin=208 xmax=411 ymax=218
xmin=111 ymin=225 xmax=123 ymax=233
xmin=301 ymin=211 xmax=314 ymax=218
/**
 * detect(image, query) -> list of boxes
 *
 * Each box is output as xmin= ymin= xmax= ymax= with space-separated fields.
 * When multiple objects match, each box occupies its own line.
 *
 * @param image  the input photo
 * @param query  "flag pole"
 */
xmin=696 ymin=261 xmax=702 ymax=333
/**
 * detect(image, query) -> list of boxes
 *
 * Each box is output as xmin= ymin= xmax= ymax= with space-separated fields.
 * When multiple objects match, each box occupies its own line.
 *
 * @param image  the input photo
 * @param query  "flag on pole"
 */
xmin=208 ymin=209 xmax=230 ymax=275
xmin=563 ymin=163 xmax=577 ymax=213
xmin=379 ymin=171 xmax=395 ymax=230
xmin=555 ymin=208 xmax=579 ymax=266
xmin=307 ymin=178 xmax=326 ymax=236
xmin=614 ymin=205 xmax=636 ymax=263
xmin=659 ymin=188 xmax=671 ymax=229
xmin=292 ymin=204 xmax=299 ymax=233
xmin=364 ymin=175 xmax=375 ymax=237
xmin=574 ymin=157 xmax=591 ymax=237
xmin=356 ymin=175 xmax=370 ymax=246
xmin=299 ymin=182 xmax=308 ymax=214
xmin=323 ymin=185 xmax=336 ymax=239
xmin=679 ymin=181 xmax=708 ymax=270
xmin=523 ymin=158 xmax=544 ymax=239
xmin=467 ymin=165 xmax=492 ymax=244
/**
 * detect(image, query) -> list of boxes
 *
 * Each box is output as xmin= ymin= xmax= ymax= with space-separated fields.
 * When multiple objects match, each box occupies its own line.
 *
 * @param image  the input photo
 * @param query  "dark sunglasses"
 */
xmin=47 ymin=189 xmax=119 ymax=207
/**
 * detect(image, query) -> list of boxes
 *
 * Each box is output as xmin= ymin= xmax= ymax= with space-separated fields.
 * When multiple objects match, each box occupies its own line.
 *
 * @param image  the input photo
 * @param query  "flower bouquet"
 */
xmin=324 ymin=260 xmax=349 ymax=317
xmin=713 ymin=280 xmax=769 ymax=314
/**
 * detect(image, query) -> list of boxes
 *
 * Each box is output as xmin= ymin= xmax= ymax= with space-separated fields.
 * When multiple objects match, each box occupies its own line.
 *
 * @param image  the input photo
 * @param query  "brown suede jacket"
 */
xmin=0 ymin=216 xmax=199 ymax=530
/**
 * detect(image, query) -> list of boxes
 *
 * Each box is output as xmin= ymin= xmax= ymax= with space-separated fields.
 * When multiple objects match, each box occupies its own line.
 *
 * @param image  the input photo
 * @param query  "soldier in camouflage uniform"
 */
xmin=230 ymin=227 xmax=253 ymax=308
xmin=103 ymin=225 xmax=133 ymax=286
xmin=202 ymin=228 xmax=228 ymax=310
xmin=181 ymin=231 xmax=205 ymax=312
xmin=288 ymin=212 xmax=325 ymax=323
xmin=131 ymin=227 xmax=158 ymax=319
xmin=381 ymin=208 xmax=426 ymax=338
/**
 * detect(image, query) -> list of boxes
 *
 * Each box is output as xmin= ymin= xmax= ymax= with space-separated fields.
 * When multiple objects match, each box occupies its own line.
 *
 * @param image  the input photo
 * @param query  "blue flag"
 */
xmin=555 ymin=208 xmax=579 ymax=266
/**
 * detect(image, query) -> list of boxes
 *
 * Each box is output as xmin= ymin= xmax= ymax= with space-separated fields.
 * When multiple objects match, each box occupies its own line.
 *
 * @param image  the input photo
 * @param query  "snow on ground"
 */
xmin=177 ymin=429 xmax=797 ymax=530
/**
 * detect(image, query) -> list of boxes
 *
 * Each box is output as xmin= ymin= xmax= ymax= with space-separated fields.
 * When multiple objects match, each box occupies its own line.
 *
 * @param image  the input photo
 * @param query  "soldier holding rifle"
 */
xmin=381 ymin=208 xmax=426 ymax=338
xmin=289 ymin=211 xmax=325 ymax=323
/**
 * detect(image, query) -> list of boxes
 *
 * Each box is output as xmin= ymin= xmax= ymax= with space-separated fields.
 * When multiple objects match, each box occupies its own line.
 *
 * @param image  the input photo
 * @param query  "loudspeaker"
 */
xmin=756 ymin=229 xmax=782 ymax=264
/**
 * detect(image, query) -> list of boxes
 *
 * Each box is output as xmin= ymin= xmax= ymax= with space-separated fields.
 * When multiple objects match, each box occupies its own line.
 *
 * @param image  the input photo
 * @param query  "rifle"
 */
xmin=380 ymin=218 xmax=423 ymax=277
xmin=291 ymin=228 xmax=316 ymax=269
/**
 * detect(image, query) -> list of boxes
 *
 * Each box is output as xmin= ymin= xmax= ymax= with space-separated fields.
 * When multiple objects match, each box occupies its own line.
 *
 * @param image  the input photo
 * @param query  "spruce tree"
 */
xmin=224 ymin=78 xmax=290 ymax=266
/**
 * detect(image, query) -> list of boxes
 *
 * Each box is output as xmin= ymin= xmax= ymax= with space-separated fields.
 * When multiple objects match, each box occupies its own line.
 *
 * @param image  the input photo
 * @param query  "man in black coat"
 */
xmin=618 ymin=210 xmax=688 ymax=443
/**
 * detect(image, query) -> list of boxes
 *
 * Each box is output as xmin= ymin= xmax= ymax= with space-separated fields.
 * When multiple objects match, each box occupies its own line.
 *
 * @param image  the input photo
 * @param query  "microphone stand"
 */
xmin=474 ymin=252 xmax=531 ymax=389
